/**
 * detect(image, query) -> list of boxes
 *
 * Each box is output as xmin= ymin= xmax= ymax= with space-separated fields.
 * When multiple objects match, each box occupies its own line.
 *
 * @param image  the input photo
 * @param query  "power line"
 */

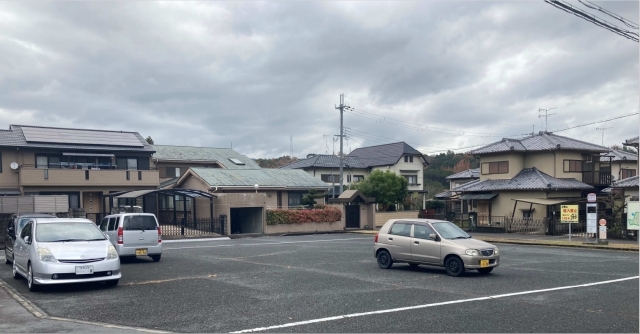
xmin=544 ymin=0 xmax=639 ymax=42
xmin=550 ymin=112 xmax=639 ymax=133
xmin=577 ymin=0 xmax=638 ymax=29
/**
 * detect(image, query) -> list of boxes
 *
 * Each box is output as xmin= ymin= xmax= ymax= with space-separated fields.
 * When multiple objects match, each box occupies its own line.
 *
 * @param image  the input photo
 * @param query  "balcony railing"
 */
xmin=19 ymin=166 xmax=159 ymax=187
xmin=582 ymin=171 xmax=612 ymax=186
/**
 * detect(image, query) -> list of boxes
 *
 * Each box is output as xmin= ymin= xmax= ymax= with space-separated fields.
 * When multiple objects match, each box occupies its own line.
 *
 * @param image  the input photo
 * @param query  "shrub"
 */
xmin=266 ymin=207 xmax=342 ymax=225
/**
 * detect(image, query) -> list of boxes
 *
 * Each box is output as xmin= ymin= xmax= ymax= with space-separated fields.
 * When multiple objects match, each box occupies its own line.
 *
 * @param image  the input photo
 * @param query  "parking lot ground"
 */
xmin=1 ymin=234 xmax=638 ymax=333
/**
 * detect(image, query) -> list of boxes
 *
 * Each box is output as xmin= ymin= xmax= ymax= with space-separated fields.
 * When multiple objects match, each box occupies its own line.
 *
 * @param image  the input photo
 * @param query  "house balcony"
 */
xmin=18 ymin=167 xmax=159 ymax=188
xmin=581 ymin=171 xmax=612 ymax=186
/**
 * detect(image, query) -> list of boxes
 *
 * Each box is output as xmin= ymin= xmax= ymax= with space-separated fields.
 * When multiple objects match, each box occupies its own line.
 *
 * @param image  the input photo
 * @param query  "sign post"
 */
xmin=599 ymin=219 xmax=607 ymax=240
xmin=561 ymin=204 xmax=579 ymax=241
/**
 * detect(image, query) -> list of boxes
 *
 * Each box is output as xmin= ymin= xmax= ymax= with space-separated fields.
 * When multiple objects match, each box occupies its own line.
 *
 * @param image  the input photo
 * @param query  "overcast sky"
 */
xmin=0 ymin=1 xmax=637 ymax=158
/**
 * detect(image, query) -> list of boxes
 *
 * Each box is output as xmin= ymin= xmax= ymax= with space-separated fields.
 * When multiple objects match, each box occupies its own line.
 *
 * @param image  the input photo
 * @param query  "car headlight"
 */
xmin=494 ymin=248 xmax=499 ymax=256
xmin=465 ymin=249 xmax=480 ymax=256
xmin=37 ymin=247 xmax=57 ymax=263
xmin=107 ymin=245 xmax=118 ymax=260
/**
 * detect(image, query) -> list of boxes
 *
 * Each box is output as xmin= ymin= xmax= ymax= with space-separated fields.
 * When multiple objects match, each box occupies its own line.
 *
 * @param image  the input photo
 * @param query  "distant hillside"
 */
xmin=423 ymin=151 xmax=479 ymax=198
xmin=254 ymin=156 xmax=298 ymax=168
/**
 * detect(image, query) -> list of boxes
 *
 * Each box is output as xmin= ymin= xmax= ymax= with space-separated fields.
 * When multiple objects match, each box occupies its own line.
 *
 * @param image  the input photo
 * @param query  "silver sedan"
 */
xmin=12 ymin=218 xmax=121 ymax=291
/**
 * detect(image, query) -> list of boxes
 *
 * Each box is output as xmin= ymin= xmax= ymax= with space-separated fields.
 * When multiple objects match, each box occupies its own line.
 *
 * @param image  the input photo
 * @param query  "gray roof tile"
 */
xmin=347 ymin=142 xmax=426 ymax=167
xmin=471 ymin=132 xmax=609 ymax=155
xmin=611 ymin=175 xmax=638 ymax=188
xmin=624 ymin=136 xmax=639 ymax=146
xmin=454 ymin=167 xmax=593 ymax=192
xmin=190 ymin=168 xmax=331 ymax=188
xmin=601 ymin=149 xmax=638 ymax=162
xmin=0 ymin=125 xmax=153 ymax=152
xmin=152 ymin=145 xmax=261 ymax=169
xmin=446 ymin=168 xmax=480 ymax=180
xmin=280 ymin=154 xmax=367 ymax=169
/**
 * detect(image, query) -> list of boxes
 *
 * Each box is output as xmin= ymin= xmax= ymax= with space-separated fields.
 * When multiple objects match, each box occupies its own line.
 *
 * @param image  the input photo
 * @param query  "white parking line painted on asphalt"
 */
xmin=229 ymin=276 xmax=640 ymax=333
xmin=164 ymin=237 xmax=371 ymax=250
xmin=163 ymin=237 xmax=231 ymax=244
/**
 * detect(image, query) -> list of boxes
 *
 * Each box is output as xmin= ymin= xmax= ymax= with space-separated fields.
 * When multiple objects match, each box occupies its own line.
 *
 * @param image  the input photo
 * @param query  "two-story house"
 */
xmin=453 ymin=131 xmax=610 ymax=222
xmin=445 ymin=168 xmax=480 ymax=190
xmin=0 ymin=125 xmax=159 ymax=221
xmin=279 ymin=154 xmax=368 ymax=196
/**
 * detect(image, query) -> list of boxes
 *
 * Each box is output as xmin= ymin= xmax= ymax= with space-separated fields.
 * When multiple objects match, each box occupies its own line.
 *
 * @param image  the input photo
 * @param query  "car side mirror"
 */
xmin=429 ymin=233 xmax=437 ymax=240
xmin=7 ymin=226 xmax=14 ymax=236
xmin=24 ymin=236 xmax=31 ymax=244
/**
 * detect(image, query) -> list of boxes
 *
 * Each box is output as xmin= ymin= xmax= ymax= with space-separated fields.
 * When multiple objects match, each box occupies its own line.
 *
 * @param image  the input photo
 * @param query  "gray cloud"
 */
xmin=0 ymin=1 xmax=637 ymax=158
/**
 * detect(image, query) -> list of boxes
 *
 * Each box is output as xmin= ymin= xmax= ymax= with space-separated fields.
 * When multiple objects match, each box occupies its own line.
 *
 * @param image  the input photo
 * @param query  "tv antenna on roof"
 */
xmin=538 ymin=107 xmax=557 ymax=132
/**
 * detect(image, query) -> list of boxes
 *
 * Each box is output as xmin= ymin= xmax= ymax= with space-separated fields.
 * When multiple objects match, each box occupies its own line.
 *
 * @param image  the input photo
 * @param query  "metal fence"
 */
xmin=159 ymin=215 xmax=226 ymax=236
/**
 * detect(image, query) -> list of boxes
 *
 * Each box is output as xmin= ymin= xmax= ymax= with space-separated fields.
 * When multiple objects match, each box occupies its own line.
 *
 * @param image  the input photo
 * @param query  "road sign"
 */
xmin=561 ymin=205 xmax=579 ymax=223
xmin=599 ymin=219 xmax=607 ymax=226
xmin=586 ymin=203 xmax=597 ymax=234
xmin=627 ymin=201 xmax=639 ymax=231
xmin=587 ymin=193 xmax=597 ymax=203
xmin=599 ymin=225 xmax=607 ymax=240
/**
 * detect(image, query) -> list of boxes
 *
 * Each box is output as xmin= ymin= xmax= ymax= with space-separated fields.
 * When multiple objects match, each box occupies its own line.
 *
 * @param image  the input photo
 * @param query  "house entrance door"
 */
xmin=345 ymin=205 xmax=360 ymax=229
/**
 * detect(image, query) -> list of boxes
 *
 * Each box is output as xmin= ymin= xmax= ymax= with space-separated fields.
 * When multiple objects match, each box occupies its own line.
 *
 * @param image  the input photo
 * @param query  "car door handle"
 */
xmin=388 ymin=237 xmax=393 ymax=241
xmin=414 ymin=241 xmax=419 ymax=245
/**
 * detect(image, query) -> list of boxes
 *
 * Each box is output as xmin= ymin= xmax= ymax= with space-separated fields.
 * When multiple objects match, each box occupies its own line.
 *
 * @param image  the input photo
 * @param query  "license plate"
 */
xmin=75 ymin=265 xmax=94 ymax=275
xmin=135 ymin=248 xmax=148 ymax=256
xmin=480 ymin=260 xmax=489 ymax=268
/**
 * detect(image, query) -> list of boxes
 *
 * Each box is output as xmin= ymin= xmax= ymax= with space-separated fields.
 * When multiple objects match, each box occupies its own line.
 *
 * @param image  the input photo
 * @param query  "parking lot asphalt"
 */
xmin=1 ymin=234 xmax=638 ymax=333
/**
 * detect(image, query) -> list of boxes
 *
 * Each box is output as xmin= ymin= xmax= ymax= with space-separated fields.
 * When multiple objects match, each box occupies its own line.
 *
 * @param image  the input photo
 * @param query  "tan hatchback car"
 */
xmin=374 ymin=219 xmax=500 ymax=276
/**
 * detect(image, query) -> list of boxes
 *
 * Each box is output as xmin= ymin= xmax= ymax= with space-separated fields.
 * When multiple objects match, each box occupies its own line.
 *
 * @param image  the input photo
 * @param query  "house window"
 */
xmin=320 ymin=174 xmax=340 ymax=183
xmin=523 ymin=210 xmax=533 ymax=218
xmin=563 ymin=160 xmax=583 ymax=172
xmin=347 ymin=175 xmax=351 ymax=183
xmin=116 ymin=157 xmax=144 ymax=170
xmin=166 ymin=167 xmax=181 ymax=178
xmin=622 ymin=169 xmax=636 ymax=179
xmin=288 ymin=192 xmax=305 ymax=207
xmin=404 ymin=175 xmax=418 ymax=185
xmin=410 ymin=156 xmax=413 ymax=163
xmin=353 ymin=175 xmax=365 ymax=182
xmin=481 ymin=161 xmax=509 ymax=175
xmin=403 ymin=156 xmax=414 ymax=163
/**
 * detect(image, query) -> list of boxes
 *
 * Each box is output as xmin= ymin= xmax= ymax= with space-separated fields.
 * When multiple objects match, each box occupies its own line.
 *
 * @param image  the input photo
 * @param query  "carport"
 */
xmin=230 ymin=207 xmax=263 ymax=234
xmin=510 ymin=198 xmax=572 ymax=218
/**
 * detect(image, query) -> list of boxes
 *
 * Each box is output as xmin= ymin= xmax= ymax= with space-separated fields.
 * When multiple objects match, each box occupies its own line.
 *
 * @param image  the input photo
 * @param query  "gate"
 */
xmin=345 ymin=205 xmax=360 ymax=228
xmin=160 ymin=215 xmax=227 ymax=236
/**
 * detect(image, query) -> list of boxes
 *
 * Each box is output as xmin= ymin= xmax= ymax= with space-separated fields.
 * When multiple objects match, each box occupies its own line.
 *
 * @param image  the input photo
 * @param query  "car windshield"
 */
xmin=432 ymin=222 xmax=470 ymax=239
xmin=36 ymin=222 xmax=106 ymax=242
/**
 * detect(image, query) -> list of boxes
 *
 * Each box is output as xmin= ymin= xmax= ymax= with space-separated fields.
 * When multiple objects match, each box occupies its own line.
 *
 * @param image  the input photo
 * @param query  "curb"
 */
xmin=0 ymin=279 xmax=172 ymax=333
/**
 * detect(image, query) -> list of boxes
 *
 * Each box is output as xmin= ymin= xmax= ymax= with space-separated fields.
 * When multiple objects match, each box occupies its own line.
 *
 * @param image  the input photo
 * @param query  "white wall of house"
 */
xmin=449 ymin=178 xmax=475 ymax=190
xmin=372 ymin=154 xmax=424 ymax=192
xmin=304 ymin=167 xmax=370 ymax=185
xmin=611 ymin=160 xmax=638 ymax=181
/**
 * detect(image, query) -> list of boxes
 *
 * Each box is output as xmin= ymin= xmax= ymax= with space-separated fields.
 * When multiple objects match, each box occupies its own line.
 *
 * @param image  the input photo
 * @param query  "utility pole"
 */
xmin=538 ymin=107 xmax=557 ymax=132
xmin=596 ymin=127 xmax=612 ymax=146
xmin=335 ymin=94 xmax=347 ymax=195
xmin=290 ymin=136 xmax=293 ymax=158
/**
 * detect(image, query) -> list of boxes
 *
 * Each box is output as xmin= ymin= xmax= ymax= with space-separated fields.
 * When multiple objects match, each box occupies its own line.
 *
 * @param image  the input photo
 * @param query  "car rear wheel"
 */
xmin=105 ymin=279 xmax=119 ymax=287
xmin=477 ymin=267 xmax=493 ymax=275
xmin=376 ymin=250 xmax=393 ymax=269
xmin=151 ymin=254 xmax=161 ymax=262
xmin=445 ymin=257 xmax=465 ymax=277
xmin=27 ymin=264 xmax=39 ymax=292
xmin=5 ymin=252 xmax=11 ymax=264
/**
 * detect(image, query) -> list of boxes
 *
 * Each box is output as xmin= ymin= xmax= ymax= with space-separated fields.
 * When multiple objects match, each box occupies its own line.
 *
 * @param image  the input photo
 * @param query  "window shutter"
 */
xmin=498 ymin=161 xmax=509 ymax=173
xmin=489 ymin=162 xmax=499 ymax=174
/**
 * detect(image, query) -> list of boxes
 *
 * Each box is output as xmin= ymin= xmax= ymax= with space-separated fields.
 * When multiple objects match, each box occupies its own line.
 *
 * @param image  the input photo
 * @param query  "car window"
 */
xmin=432 ymin=222 xmax=470 ymax=239
xmin=36 ymin=222 xmax=106 ymax=242
xmin=123 ymin=216 xmax=157 ymax=231
xmin=99 ymin=218 xmax=109 ymax=231
xmin=17 ymin=218 xmax=29 ymax=232
xmin=108 ymin=217 xmax=119 ymax=231
xmin=20 ymin=222 xmax=32 ymax=240
xmin=389 ymin=222 xmax=412 ymax=237
xmin=413 ymin=224 xmax=436 ymax=240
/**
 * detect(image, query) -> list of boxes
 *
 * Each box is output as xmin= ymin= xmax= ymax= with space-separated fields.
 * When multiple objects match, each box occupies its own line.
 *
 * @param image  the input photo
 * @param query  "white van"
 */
xmin=99 ymin=213 xmax=162 ymax=262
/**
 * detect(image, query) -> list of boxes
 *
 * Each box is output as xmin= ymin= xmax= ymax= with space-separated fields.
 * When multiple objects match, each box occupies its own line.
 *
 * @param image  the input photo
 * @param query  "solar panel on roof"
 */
xmin=21 ymin=127 xmax=144 ymax=147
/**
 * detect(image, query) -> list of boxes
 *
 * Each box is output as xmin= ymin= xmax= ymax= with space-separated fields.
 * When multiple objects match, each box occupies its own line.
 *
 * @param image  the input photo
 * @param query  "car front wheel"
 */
xmin=27 ymin=264 xmax=39 ymax=292
xmin=445 ymin=257 xmax=465 ymax=277
xmin=376 ymin=250 xmax=393 ymax=269
xmin=12 ymin=261 xmax=20 ymax=279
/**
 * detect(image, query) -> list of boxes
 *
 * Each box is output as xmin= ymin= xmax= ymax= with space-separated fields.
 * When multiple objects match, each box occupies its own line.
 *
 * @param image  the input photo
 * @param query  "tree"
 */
xmin=423 ymin=179 xmax=445 ymax=199
xmin=145 ymin=136 xmax=154 ymax=145
xmin=300 ymin=189 xmax=325 ymax=208
xmin=352 ymin=170 xmax=408 ymax=209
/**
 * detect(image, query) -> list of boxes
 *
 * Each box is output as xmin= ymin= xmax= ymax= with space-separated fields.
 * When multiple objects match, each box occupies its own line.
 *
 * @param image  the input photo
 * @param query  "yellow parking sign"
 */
xmin=561 ymin=205 xmax=579 ymax=223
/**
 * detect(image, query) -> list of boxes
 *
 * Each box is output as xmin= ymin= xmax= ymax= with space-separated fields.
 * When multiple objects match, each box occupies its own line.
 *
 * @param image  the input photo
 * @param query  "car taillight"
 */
xmin=374 ymin=233 xmax=379 ymax=243
xmin=157 ymin=226 xmax=162 ymax=243
xmin=117 ymin=227 xmax=123 ymax=245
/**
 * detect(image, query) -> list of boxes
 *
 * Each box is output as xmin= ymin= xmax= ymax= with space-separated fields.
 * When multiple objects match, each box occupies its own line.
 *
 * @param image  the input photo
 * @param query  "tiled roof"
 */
xmin=601 ymin=149 xmax=638 ymax=162
xmin=189 ymin=168 xmax=331 ymax=188
xmin=0 ymin=125 xmax=153 ymax=152
xmin=160 ymin=178 xmax=179 ymax=188
xmin=454 ymin=167 xmax=593 ymax=192
xmin=624 ymin=136 xmax=639 ymax=146
xmin=446 ymin=168 xmax=480 ymax=180
xmin=348 ymin=142 xmax=426 ymax=167
xmin=152 ymin=145 xmax=261 ymax=169
xmin=471 ymin=132 xmax=609 ymax=155
xmin=434 ymin=190 xmax=454 ymax=199
xmin=451 ymin=179 xmax=484 ymax=192
xmin=612 ymin=175 xmax=638 ymax=188
xmin=280 ymin=154 xmax=367 ymax=169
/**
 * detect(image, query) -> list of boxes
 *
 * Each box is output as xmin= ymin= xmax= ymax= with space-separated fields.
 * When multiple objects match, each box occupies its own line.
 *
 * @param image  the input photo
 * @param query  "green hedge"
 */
xmin=266 ymin=208 xmax=342 ymax=225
